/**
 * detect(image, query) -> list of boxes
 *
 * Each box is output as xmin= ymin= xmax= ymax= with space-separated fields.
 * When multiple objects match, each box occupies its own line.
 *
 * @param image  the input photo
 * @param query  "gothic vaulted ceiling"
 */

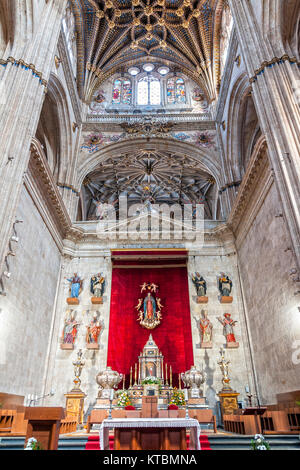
xmin=71 ymin=0 xmax=228 ymax=102
xmin=81 ymin=149 xmax=215 ymax=219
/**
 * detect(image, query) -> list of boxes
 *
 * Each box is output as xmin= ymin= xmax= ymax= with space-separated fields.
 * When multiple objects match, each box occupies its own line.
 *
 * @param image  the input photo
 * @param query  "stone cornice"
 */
xmin=57 ymin=32 xmax=82 ymax=125
xmin=29 ymin=139 xmax=72 ymax=241
xmin=227 ymin=137 xmax=269 ymax=232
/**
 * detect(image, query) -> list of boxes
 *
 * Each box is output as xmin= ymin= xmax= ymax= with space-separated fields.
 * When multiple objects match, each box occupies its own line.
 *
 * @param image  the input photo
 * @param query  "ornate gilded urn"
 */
xmin=181 ymin=365 xmax=206 ymax=398
xmin=96 ymin=366 xmax=123 ymax=398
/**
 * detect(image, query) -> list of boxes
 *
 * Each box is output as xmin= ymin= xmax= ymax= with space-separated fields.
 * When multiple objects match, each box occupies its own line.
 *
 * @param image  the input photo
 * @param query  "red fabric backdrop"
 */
xmin=107 ymin=266 xmax=194 ymax=387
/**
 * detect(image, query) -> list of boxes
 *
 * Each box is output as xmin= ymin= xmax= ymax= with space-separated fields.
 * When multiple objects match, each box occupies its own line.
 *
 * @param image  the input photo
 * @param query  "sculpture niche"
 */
xmin=192 ymin=273 xmax=208 ymax=303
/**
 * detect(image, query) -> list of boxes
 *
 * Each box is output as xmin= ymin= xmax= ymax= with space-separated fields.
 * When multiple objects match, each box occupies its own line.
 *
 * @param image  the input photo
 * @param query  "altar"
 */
xmin=100 ymin=418 xmax=201 ymax=451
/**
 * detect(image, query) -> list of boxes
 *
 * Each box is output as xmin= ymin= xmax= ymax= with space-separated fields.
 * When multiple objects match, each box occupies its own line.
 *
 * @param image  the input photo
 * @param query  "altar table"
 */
xmin=100 ymin=418 xmax=201 ymax=450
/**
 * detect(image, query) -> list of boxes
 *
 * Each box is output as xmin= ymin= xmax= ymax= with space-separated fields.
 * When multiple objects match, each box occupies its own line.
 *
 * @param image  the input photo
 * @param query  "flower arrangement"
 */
xmin=124 ymin=405 xmax=136 ymax=411
xmin=142 ymin=378 xmax=161 ymax=385
xmin=168 ymin=404 xmax=179 ymax=410
xmin=250 ymin=434 xmax=270 ymax=450
xmin=169 ymin=388 xmax=186 ymax=407
xmin=24 ymin=437 xmax=43 ymax=451
xmin=116 ymin=390 xmax=133 ymax=408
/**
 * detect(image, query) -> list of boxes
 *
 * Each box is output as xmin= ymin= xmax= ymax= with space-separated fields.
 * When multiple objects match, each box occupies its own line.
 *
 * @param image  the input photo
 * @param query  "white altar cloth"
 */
xmin=99 ymin=418 xmax=201 ymax=450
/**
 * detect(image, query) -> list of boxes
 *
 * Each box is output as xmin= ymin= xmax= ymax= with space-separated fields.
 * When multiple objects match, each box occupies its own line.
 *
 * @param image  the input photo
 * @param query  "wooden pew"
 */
xmin=60 ymin=415 xmax=78 ymax=434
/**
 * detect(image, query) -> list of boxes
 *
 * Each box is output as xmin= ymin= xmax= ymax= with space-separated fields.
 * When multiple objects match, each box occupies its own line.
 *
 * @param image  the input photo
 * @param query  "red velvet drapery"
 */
xmin=107 ymin=265 xmax=194 ymax=387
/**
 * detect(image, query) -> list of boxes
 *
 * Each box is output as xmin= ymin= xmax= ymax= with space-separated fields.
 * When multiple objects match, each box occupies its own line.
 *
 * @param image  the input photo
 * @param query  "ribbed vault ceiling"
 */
xmin=82 ymin=149 xmax=215 ymax=219
xmin=71 ymin=0 xmax=228 ymax=101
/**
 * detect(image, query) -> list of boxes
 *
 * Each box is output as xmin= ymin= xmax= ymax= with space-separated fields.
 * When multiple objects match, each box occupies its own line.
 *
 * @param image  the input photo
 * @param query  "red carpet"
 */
xmin=85 ymin=435 xmax=114 ymax=450
xmin=85 ymin=434 xmax=211 ymax=450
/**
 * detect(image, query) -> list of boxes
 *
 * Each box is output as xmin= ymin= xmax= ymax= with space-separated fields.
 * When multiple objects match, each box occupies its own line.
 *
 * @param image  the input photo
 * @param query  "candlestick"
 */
xmin=134 ymin=363 xmax=137 ymax=386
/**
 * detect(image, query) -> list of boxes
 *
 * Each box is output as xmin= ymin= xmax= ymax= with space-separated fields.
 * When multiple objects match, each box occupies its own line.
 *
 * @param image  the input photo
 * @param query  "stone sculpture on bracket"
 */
xmin=192 ymin=273 xmax=208 ymax=303
xmin=66 ymin=273 xmax=83 ymax=305
xmin=199 ymin=310 xmax=213 ymax=349
xmin=218 ymin=313 xmax=239 ymax=349
xmin=218 ymin=273 xmax=233 ymax=303
xmin=90 ymin=273 xmax=105 ymax=304
xmin=86 ymin=311 xmax=103 ymax=350
xmin=61 ymin=310 xmax=81 ymax=350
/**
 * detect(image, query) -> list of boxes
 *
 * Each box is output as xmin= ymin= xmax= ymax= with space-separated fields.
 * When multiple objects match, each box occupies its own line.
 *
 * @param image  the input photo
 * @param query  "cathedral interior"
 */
xmin=0 ymin=0 xmax=300 ymax=451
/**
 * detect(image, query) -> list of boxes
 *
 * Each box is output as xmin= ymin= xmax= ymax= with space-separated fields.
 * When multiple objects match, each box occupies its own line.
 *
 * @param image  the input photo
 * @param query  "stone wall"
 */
xmin=235 ymin=166 xmax=300 ymax=404
xmin=44 ymin=230 xmax=254 ymax=420
xmin=0 ymin=185 xmax=61 ymax=398
xmin=188 ymin=252 xmax=254 ymax=414
xmin=44 ymin=253 xmax=112 ymax=417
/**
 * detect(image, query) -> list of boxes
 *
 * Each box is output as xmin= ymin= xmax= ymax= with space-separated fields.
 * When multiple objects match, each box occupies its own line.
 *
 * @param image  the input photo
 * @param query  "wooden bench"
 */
xmin=0 ymin=407 xmax=27 ymax=435
xmin=60 ymin=415 xmax=78 ymax=434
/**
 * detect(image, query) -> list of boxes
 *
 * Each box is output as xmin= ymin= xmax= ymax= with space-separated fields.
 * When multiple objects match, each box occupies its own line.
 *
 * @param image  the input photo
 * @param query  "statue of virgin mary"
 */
xmin=144 ymin=292 xmax=156 ymax=321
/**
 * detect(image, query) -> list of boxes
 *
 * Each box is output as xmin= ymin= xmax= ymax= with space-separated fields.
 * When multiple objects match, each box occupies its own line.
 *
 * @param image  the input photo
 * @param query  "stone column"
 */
xmin=0 ymin=0 xmax=68 ymax=270
xmin=229 ymin=0 xmax=300 ymax=268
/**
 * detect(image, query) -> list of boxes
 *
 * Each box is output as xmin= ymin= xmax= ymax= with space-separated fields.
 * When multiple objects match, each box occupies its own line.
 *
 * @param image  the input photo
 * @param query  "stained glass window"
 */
xmin=167 ymin=78 xmax=175 ymax=104
xmin=112 ymin=78 xmax=132 ymax=105
xmin=167 ymin=77 xmax=186 ymax=104
xmin=176 ymin=78 xmax=186 ymax=103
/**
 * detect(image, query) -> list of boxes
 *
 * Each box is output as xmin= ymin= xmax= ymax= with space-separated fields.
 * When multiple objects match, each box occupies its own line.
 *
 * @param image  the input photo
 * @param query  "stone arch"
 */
xmin=226 ymin=72 xmax=261 ymax=181
xmin=76 ymin=137 xmax=222 ymax=191
xmin=0 ymin=0 xmax=11 ymax=57
xmin=35 ymin=73 xmax=73 ymax=183
xmin=76 ymin=137 xmax=222 ymax=221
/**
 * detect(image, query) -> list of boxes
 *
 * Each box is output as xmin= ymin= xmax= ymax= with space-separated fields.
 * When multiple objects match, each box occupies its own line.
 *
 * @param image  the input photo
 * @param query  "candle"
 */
xmin=170 ymin=366 xmax=172 ymax=388
xmin=134 ymin=363 xmax=137 ymax=385
xmin=184 ymin=389 xmax=188 ymax=402
xmin=110 ymin=389 xmax=114 ymax=401
xmin=245 ymin=386 xmax=250 ymax=394
xmin=165 ymin=363 xmax=168 ymax=385
xmin=123 ymin=374 xmax=125 ymax=390
xmin=178 ymin=374 xmax=181 ymax=390
xmin=130 ymin=366 xmax=133 ymax=388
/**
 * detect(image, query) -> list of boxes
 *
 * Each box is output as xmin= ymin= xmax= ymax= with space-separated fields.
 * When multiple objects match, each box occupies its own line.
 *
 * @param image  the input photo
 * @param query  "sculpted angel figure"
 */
xmin=135 ymin=298 xmax=143 ymax=311
xmin=156 ymin=298 xmax=164 ymax=311
xmin=150 ymin=283 xmax=159 ymax=293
